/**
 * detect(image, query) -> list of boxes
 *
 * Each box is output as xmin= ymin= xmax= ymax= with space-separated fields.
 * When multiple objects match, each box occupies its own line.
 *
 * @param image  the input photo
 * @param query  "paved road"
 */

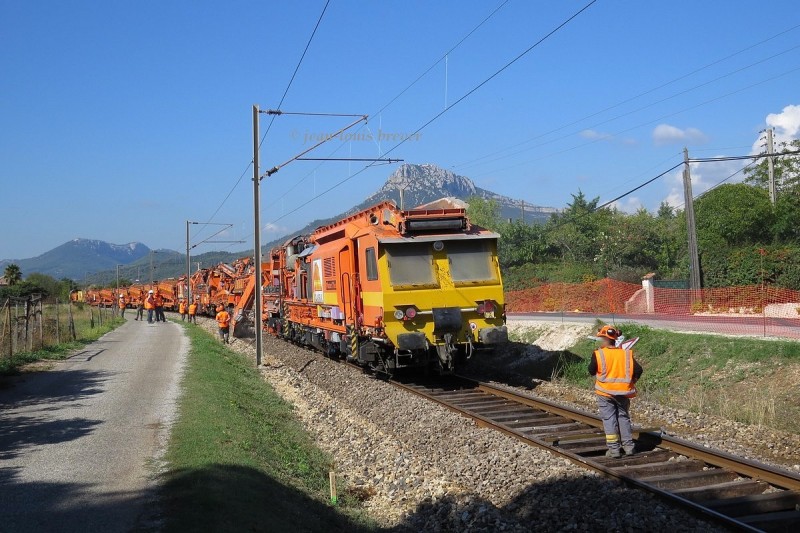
xmin=508 ymin=312 xmax=800 ymax=339
xmin=0 ymin=317 xmax=188 ymax=532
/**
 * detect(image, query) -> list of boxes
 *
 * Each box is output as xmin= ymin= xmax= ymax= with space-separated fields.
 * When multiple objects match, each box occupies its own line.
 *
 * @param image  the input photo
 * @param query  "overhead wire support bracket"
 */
xmin=258 ymin=114 xmax=370 ymax=181
xmin=297 ymin=157 xmax=404 ymax=163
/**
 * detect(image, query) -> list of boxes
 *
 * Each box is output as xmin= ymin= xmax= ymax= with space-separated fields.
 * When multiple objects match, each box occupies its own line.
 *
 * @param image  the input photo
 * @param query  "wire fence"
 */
xmin=1 ymin=295 xmax=115 ymax=361
xmin=506 ymin=278 xmax=800 ymax=339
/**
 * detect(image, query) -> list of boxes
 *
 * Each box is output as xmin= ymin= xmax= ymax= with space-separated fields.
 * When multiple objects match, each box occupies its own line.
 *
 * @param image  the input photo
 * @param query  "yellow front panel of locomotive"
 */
xmin=377 ymin=246 xmax=505 ymax=346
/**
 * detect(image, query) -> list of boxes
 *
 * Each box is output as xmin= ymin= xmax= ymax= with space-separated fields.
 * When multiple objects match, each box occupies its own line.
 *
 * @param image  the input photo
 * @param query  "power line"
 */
xmin=192 ymin=0 xmax=331 ymax=245
xmin=261 ymin=0 xmax=511 ymax=213
xmin=457 ymin=42 xmax=800 ymax=173
xmin=467 ymin=64 xmax=800 ymax=181
xmin=266 ymin=0 xmax=598 ymax=227
xmin=452 ymin=22 xmax=800 ymax=170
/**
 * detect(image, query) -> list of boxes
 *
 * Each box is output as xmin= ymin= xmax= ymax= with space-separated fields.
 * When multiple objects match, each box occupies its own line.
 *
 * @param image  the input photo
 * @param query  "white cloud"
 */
xmin=766 ymin=104 xmax=800 ymax=139
xmin=610 ymin=196 xmax=643 ymax=213
xmin=664 ymin=192 xmax=683 ymax=208
xmin=579 ymin=129 xmax=612 ymax=141
xmin=752 ymin=104 xmax=800 ymax=153
xmin=263 ymin=222 xmax=288 ymax=235
xmin=662 ymin=158 xmax=746 ymax=208
xmin=652 ymin=124 xmax=708 ymax=146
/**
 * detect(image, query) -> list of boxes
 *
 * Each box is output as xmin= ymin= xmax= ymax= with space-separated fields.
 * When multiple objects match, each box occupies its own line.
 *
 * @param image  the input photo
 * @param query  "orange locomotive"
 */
xmin=262 ymin=201 xmax=508 ymax=373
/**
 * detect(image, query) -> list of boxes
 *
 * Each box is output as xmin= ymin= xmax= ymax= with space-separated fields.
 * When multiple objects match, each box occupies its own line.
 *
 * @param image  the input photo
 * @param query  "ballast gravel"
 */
xmin=198 ymin=319 xmax=724 ymax=532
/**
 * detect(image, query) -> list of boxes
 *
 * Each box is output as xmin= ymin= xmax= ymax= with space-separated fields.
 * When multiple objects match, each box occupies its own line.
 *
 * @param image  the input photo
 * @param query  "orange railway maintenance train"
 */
xmin=80 ymin=201 xmax=509 ymax=373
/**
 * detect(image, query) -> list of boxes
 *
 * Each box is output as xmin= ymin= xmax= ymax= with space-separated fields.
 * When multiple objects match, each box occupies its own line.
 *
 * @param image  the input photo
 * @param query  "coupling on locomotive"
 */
xmin=263 ymin=201 xmax=508 ymax=373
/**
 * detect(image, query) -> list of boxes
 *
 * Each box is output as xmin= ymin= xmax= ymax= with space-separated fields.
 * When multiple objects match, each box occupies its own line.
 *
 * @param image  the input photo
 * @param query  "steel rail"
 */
xmin=391 ymin=376 xmax=800 ymax=532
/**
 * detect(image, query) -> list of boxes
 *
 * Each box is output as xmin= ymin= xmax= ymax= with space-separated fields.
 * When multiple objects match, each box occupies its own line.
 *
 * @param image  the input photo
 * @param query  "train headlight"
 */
xmin=405 ymin=307 xmax=417 ymax=319
xmin=393 ymin=309 xmax=405 ymax=320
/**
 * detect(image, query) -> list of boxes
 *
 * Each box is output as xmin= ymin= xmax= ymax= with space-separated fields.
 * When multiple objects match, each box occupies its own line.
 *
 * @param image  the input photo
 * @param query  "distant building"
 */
xmin=0 ymin=276 xmax=8 ymax=286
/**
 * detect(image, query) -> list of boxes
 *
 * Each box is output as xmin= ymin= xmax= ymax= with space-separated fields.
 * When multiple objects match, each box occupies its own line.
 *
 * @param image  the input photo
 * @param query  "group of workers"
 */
xmin=117 ymin=290 xmax=231 ymax=344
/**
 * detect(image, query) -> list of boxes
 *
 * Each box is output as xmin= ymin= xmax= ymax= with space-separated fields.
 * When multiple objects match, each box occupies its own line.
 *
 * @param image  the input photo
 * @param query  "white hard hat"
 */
xmin=119 ymin=294 xmax=124 ymax=298
xmin=148 ymin=290 xmax=154 ymax=293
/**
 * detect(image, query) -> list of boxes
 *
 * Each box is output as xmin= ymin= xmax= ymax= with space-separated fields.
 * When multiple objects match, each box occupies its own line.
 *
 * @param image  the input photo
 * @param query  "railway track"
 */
xmin=393 ymin=375 xmax=800 ymax=532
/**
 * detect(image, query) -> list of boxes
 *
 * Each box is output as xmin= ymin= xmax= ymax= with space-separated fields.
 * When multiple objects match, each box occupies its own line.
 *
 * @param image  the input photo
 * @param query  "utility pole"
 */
xmin=186 ymin=220 xmax=199 ymax=305
xmin=521 ymin=200 xmax=525 ymax=223
xmin=253 ymin=104 xmax=263 ymax=367
xmin=683 ymin=147 xmax=701 ymax=298
xmin=767 ymin=128 xmax=776 ymax=205
xmin=115 ymin=265 xmax=120 ymax=317
xmin=150 ymin=250 xmax=158 ymax=286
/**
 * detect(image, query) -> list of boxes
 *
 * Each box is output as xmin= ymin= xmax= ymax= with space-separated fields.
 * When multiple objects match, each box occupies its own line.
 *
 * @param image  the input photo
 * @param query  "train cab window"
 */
xmin=447 ymin=239 xmax=496 ymax=283
xmin=365 ymin=247 xmax=378 ymax=281
xmin=385 ymin=243 xmax=435 ymax=286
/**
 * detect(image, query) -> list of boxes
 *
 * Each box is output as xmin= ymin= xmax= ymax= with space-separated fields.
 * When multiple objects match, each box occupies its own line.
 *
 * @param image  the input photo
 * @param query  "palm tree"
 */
xmin=4 ymin=264 xmax=22 ymax=286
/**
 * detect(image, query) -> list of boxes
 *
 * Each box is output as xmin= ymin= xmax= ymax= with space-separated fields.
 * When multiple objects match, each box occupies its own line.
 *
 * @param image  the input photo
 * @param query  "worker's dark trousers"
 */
xmin=597 ymin=394 xmax=634 ymax=451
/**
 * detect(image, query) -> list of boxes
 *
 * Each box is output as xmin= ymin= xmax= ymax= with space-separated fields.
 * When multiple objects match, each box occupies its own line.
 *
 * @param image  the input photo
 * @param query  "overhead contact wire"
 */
xmin=262 ymin=0 xmax=511 ymax=213
xmin=193 ymin=0 xmax=331 ymax=245
xmin=268 ymin=0 xmax=599 ymax=225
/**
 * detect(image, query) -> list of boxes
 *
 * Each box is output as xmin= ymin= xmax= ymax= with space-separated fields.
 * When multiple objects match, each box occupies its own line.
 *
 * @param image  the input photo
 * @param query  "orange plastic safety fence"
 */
xmin=506 ymin=280 xmax=800 ymax=317
xmin=505 ymin=279 xmax=640 ymax=314
xmin=506 ymin=279 xmax=800 ymax=338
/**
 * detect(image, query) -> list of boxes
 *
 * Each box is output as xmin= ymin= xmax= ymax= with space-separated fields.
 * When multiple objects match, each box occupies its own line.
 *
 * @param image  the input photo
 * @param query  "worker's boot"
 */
xmin=605 ymin=448 xmax=622 ymax=459
xmin=623 ymin=445 xmax=636 ymax=456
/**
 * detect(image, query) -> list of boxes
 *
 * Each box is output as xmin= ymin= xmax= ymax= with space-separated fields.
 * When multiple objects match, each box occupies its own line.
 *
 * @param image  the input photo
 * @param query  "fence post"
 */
xmin=55 ymin=299 xmax=60 ymax=344
xmin=38 ymin=298 xmax=43 ymax=351
xmin=68 ymin=299 xmax=76 ymax=340
xmin=90 ymin=307 xmax=95 ymax=329
xmin=10 ymin=300 xmax=15 ymax=358
xmin=25 ymin=298 xmax=32 ymax=353
xmin=5 ymin=299 xmax=11 ymax=360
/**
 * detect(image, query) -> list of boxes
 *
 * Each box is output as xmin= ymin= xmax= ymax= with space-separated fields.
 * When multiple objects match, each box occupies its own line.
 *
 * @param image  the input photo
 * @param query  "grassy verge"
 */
xmin=514 ymin=323 xmax=800 ymax=432
xmin=161 ymin=324 xmax=377 ymax=532
xmin=0 ymin=308 xmax=124 ymax=375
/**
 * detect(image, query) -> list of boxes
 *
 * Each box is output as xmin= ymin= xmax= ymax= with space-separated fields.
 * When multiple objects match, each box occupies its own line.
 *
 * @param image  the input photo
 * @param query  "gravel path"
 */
xmin=0 ymin=316 xmax=188 ymax=532
xmin=202 ymin=319 xmax=725 ymax=532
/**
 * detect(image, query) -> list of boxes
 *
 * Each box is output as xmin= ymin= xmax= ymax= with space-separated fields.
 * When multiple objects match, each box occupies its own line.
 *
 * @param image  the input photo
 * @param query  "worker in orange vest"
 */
xmin=588 ymin=325 xmax=643 ymax=458
xmin=178 ymin=299 xmax=187 ymax=321
xmin=144 ymin=290 xmax=156 ymax=323
xmin=215 ymin=305 xmax=231 ymax=343
xmin=154 ymin=291 xmax=165 ymax=322
xmin=118 ymin=294 xmax=127 ymax=318
xmin=188 ymin=299 xmax=198 ymax=324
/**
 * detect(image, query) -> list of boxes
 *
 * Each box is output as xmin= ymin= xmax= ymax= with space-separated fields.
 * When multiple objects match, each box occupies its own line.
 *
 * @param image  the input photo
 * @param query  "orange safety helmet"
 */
xmin=596 ymin=325 xmax=620 ymax=341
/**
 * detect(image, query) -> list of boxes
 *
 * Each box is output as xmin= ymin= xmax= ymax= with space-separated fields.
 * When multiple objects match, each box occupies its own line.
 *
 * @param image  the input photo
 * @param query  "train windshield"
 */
xmin=384 ymin=243 xmax=436 ymax=286
xmin=446 ymin=239 xmax=496 ymax=283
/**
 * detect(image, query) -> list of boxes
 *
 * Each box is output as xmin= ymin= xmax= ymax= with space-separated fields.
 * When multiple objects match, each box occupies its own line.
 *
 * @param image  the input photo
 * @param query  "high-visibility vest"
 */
xmin=594 ymin=347 xmax=637 ymax=398
xmin=188 ymin=303 xmax=197 ymax=315
xmin=154 ymin=295 xmax=164 ymax=307
xmin=179 ymin=303 xmax=186 ymax=314
xmin=145 ymin=296 xmax=155 ymax=310
xmin=216 ymin=311 xmax=230 ymax=328
xmin=118 ymin=298 xmax=126 ymax=309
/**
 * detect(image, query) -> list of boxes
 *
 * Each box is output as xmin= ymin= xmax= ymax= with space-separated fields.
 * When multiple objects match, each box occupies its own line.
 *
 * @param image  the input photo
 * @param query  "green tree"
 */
xmin=3 ymin=264 xmax=22 ymax=286
xmin=546 ymin=191 xmax=613 ymax=264
xmin=496 ymin=220 xmax=549 ymax=268
xmin=23 ymin=273 xmax=61 ymax=298
xmin=744 ymin=139 xmax=800 ymax=194
xmin=694 ymin=183 xmax=774 ymax=248
xmin=465 ymin=196 xmax=501 ymax=230
xmin=773 ymin=191 xmax=800 ymax=242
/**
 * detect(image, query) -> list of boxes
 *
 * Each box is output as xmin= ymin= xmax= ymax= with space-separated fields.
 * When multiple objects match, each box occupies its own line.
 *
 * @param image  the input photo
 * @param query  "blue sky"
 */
xmin=2 ymin=0 xmax=799 ymax=262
